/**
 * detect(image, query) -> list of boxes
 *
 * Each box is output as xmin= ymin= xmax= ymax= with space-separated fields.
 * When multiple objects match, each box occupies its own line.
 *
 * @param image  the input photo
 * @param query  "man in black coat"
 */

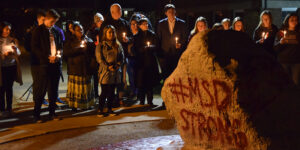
xmin=156 ymin=4 xmax=188 ymax=80
xmin=31 ymin=9 xmax=63 ymax=122
xmin=100 ymin=3 xmax=131 ymax=58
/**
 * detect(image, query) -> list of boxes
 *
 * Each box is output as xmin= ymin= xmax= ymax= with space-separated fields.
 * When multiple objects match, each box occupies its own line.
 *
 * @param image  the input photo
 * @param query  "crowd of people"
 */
xmin=0 ymin=3 xmax=299 ymax=122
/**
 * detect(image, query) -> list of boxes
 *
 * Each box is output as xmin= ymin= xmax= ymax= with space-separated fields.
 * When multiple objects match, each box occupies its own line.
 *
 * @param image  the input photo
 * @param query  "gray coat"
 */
xmin=96 ymin=41 xmax=124 ymax=84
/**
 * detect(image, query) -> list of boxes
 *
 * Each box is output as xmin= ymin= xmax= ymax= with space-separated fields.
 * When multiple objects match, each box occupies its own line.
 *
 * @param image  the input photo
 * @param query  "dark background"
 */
xmin=0 ymin=0 xmax=299 ymax=45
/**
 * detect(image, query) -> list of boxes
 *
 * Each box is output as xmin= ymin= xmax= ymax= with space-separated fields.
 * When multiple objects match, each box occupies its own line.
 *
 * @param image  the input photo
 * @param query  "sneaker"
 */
xmin=107 ymin=110 xmax=117 ymax=117
xmin=42 ymin=99 xmax=49 ymax=105
xmin=57 ymin=97 xmax=65 ymax=104
xmin=108 ymin=113 xmax=116 ymax=117
xmin=97 ymin=112 xmax=105 ymax=118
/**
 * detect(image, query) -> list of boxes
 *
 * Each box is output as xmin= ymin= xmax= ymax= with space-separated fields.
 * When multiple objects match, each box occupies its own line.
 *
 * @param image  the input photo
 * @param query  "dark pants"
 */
xmin=31 ymin=64 xmax=60 ymax=119
xmin=159 ymin=56 xmax=178 ymax=80
xmin=281 ymin=63 xmax=300 ymax=86
xmin=137 ymin=87 xmax=153 ymax=105
xmin=127 ymin=58 xmax=137 ymax=95
xmin=0 ymin=65 xmax=16 ymax=112
xmin=93 ymin=72 xmax=99 ymax=97
xmin=99 ymin=84 xmax=116 ymax=112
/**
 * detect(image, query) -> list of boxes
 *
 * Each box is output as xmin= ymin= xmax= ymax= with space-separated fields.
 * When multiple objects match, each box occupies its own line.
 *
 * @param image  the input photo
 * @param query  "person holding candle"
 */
xmin=189 ymin=16 xmax=208 ymax=41
xmin=131 ymin=17 xmax=160 ymax=105
xmin=156 ymin=3 xmax=188 ymax=80
xmin=0 ymin=21 xmax=22 ymax=117
xmin=126 ymin=14 xmax=141 ymax=99
xmin=64 ymin=22 xmax=96 ymax=112
xmin=31 ymin=9 xmax=63 ymax=122
xmin=96 ymin=25 xmax=124 ymax=117
xmin=274 ymin=13 xmax=300 ymax=86
xmin=253 ymin=10 xmax=278 ymax=57
xmin=232 ymin=17 xmax=245 ymax=32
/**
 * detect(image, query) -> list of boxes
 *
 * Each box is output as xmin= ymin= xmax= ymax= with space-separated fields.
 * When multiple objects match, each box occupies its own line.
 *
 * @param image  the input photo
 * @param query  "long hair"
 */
xmin=256 ymin=10 xmax=273 ymax=29
xmin=232 ymin=17 xmax=245 ymax=32
xmin=281 ymin=13 xmax=300 ymax=30
xmin=101 ymin=25 xmax=121 ymax=48
xmin=190 ymin=16 xmax=208 ymax=35
xmin=0 ymin=21 xmax=12 ymax=37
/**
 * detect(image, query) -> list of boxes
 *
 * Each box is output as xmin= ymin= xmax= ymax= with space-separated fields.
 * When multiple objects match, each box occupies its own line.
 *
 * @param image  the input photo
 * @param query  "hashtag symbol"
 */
xmin=167 ymin=78 xmax=189 ymax=103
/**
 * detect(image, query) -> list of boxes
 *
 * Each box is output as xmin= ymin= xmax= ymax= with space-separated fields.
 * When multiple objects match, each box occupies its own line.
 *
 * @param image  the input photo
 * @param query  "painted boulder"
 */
xmin=161 ymin=30 xmax=300 ymax=150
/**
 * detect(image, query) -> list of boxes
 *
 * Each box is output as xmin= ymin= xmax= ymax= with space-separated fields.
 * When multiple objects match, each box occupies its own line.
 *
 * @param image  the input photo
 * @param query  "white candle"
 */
xmin=56 ymin=51 xmax=61 ymax=58
xmin=122 ymin=32 xmax=126 ymax=38
xmin=80 ymin=40 xmax=85 ymax=48
xmin=283 ymin=30 xmax=287 ymax=38
xmin=147 ymin=41 xmax=150 ymax=47
xmin=175 ymin=37 xmax=178 ymax=44
xmin=265 ymin=32 xmax=269 ymax=39
xmin=261 ymin=32 xmax=265 ymax=39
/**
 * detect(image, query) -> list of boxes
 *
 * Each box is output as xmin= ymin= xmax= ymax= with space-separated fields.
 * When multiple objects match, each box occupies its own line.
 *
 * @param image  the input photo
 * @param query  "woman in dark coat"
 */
xmin=64 ymin=22 xmax=97 ymax=111
xmin=253 ymin=10 xmax=278 ymax=57
xmin=132 ymin=18 xmax=160 ymax=105
xmin=274 ymin=13 xmax=300 ymax=86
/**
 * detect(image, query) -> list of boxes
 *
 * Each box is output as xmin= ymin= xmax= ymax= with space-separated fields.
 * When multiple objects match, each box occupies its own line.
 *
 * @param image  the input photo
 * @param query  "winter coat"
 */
xmin=0 ymin=36 xmax=22 ymax=86
xmin=253 ymin=24 xmax=278 ymax=57
xmin=274 ymin=29 xmax=300 ymax=64
xmin=64 ymin=36 xmax=97 ymax=76
xmin=132 ymin=30 xmax=160 ymax=88
xmin=100 ymin=17 xmax=131 ymax=58
xmin=96 ymin=41 xmax=124 ymax=84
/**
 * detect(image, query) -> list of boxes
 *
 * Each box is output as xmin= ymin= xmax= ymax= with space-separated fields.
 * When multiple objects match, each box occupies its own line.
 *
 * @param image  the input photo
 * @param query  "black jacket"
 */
xmin=253 ymin=24 xmax=278 ymax=57
xmin=156 ymin=17 xmax=188 ymax=58
xmin=31 ymin=24 xmax=63 ymax=66
xmin=64 ymin=36 xmax=97 ymax=76
xmin=86 ymin=26 xmax=100 ymax=45
xmin=132 ymin=30 xmax=160 ymax=88
xmin=274 ymin=29 xmax=300 ymax=64
xmin=100 ymin=17 xmax=131 ymax=58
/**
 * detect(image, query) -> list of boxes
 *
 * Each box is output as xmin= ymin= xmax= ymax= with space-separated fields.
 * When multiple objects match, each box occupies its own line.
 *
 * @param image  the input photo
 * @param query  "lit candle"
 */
xmin=147 ymin=41 xmax=150 ymax=47
xmin=265 ymin=32 xmax=269 ymax=39
xmin=56 ymin=51 xmax=61 ymax=58
xmin=80 ymin=40 xmax=85 ymax=48
xmin=283 ymin=30 xmax=287 ymax=38
xmin=175 ymin=37 xmax=178 ymax=44
xmin=261 ymin=32 xmax=265 ymax=39
xmin=122 ymin=32 xmax=126 ymax=38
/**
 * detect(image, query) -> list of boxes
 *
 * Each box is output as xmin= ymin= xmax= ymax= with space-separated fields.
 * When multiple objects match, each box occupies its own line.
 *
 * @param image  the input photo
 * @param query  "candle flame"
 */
xmin=80 ymin=40 xmax=85 ymax=48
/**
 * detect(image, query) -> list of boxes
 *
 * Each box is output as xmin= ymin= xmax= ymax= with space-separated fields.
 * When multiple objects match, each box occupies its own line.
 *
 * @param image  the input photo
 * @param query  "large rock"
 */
xmin=161 ymin=30 xmax=300 ymax=150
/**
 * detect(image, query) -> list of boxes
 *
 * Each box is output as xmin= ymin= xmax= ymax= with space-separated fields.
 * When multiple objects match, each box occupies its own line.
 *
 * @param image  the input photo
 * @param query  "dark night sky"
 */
xmin=1 ymin=0 xmax=252 ymax=9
